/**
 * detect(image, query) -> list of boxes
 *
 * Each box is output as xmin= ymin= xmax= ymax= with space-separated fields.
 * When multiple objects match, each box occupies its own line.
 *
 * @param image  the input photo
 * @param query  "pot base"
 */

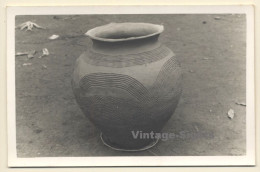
xmin=100 ymin=133 xmax=159 ymax=152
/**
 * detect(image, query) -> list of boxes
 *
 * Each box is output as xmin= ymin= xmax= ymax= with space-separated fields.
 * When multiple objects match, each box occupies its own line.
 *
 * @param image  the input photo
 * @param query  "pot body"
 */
xmin=72 ymin=23 xmax=182 ymax=150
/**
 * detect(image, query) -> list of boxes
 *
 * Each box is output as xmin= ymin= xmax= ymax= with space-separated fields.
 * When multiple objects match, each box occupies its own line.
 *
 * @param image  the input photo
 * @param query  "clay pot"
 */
xmin=72 ymin=23 xmax=182 ymax=151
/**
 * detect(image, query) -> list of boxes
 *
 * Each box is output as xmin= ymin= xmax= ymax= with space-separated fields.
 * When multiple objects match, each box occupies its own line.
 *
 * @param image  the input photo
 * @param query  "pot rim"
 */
xmin=85 ymin=22 xmax=164 ymax=42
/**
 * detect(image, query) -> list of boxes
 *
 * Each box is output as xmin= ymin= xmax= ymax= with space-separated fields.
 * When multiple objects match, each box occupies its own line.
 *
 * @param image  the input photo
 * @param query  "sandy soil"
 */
xmin=15 ymin=14 xmax=246 ymax=157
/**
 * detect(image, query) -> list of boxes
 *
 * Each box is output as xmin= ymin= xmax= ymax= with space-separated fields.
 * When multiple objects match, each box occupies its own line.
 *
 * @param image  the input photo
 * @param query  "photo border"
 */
xmin=6 ymin=5 xmax=255 ymax=167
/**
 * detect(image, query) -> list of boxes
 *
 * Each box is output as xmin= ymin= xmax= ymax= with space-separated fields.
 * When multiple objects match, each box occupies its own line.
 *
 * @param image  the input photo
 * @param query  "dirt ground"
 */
xmin=15 ymin=14 xmax=246 ymax=157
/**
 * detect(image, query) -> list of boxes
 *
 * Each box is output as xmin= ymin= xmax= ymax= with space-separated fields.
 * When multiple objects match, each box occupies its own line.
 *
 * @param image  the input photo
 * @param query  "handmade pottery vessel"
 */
xmin=72 ymin=23 xmax=182 ymax=151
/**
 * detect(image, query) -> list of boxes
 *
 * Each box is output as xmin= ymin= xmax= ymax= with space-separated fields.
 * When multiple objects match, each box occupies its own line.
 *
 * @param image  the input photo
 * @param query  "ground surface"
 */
xmin=15 ymin=14 xmax=246 ymax=157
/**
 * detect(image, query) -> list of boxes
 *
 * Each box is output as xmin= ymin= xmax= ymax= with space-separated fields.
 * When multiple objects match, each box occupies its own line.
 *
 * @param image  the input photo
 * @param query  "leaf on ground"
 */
xmin=194 ymin=125 xmax=199 ymax=132
xmin=235 ymin=102 xmax=246 ymax=106
xmin=22 ymin=63 xmax=32 ymax=66
xmin=39 ymin=48 xmax=49 ymax=58
xmin=16 ymin=52 xmax=28 ymax=56
xmin=227 ymin=109 xmax=235 ymax=119
xmin=49 ymin=34 xmax=59 ymax=40
xmin=42 ymin=65 xmax=47 ymax=69
xmin=16 ymin=21 xmax=45 ymax=31
xmin=214 ymin=16 xmax=221 ymax=20
xmin=202 ymin=57 xmax=211 ymax=60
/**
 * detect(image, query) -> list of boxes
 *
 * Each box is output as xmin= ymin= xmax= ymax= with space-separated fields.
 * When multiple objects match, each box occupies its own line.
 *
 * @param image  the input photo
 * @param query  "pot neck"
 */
xmin=90 ymin=35 xmax=161 ymax=55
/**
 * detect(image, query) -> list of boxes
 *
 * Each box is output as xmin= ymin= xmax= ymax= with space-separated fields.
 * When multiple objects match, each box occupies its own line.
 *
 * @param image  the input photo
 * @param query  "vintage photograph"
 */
xmin=7 ymin=6 xmax=255 ymax=166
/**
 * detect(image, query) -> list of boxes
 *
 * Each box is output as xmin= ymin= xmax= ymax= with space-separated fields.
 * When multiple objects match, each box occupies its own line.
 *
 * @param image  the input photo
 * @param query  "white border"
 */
xmin=7 ymin=6 xmax=255 ymax=167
